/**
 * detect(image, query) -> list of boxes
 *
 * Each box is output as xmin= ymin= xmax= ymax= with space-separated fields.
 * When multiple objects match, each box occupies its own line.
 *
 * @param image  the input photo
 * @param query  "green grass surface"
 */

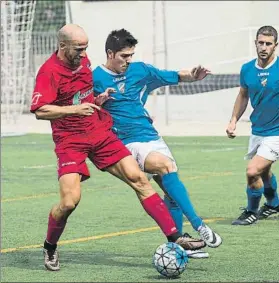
xmin=1 ymin=134 xmax=278 ymax=282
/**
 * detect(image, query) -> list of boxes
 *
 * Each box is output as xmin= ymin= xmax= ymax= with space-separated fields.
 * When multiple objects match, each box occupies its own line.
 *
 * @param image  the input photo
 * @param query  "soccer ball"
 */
xmin=152 ymin=242 xmax=188 ymax=278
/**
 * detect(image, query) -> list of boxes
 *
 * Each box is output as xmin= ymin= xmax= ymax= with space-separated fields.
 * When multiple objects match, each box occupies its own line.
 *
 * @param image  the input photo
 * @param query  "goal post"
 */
xmin=1 ymin=0 xmax=68 ymax=137
xmin=1 ymin=0 xmax=36 ymax=136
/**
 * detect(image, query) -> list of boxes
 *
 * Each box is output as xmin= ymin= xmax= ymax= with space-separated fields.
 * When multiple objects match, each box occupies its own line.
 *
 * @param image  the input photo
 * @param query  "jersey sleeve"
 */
xmin=30 ymin=71 xmax=58 ymax=113
xmin=93 ymin=82 xmax=103 ymax=96
xmin=239 ymin=64 xmax=248 ymax=89
xmin=143 ymin=63 xmax=179 ymax=91
xmin=92 ymin=70 xmax=105 ymax=97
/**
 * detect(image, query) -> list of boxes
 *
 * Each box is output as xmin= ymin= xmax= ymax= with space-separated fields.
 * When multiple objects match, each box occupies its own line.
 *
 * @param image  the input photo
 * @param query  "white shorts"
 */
xmin=126 ymin=137 xmax=177 ymax=179
xmin=244 ymin=135 xmax=279 ymax=162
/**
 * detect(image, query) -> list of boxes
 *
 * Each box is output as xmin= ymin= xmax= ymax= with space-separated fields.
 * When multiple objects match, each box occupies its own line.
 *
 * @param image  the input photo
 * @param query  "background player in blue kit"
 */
xmin=93 ymin=28 xmax=222 ymax=254
xmin=226 ymin=26 xmax=279 ymax=225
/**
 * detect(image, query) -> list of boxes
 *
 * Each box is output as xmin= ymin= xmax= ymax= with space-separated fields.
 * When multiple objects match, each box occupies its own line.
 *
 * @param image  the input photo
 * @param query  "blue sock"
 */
xmin=164 ymin=195 xmax=183 ymax=234
xmin=263 ymin=174 xmax=279 ymax=207
xmin=246 ymin=186 xmax=264 ymax=213
xmin=162 ymin=172 xmax=203 ymax=231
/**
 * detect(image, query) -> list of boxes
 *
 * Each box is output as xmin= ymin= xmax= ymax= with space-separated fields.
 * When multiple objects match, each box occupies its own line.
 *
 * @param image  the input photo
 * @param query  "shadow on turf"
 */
xmin=1 ymin=249 xmax=155 ymax=271
xmin=1 ymin=249 xmax=208 ymax=273
xmin=212 ymin=218 xmax=236 ymax=225
xmin=213 ymin=216 xmax=279 ymax=225
xmin=145 ymin=265 xmax=209 ymax=280
xmin=1 ymin=249 xmax=148 ymax=271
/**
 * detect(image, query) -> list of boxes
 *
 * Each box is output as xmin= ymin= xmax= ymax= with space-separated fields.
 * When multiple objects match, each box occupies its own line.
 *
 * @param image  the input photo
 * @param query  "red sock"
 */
xmin=46 ymin=213 xmax=67 ymax=245
xmin=141 ymin=193 xmax=178 ymax=236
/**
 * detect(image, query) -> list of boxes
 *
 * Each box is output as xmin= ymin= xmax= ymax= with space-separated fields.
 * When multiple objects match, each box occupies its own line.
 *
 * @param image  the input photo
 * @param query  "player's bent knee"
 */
xmin=127 ymin=171 xmax=154 ymax=195
xmin=246 ymin=166 xmax=261 ymax=179
xmin=60 ymin=191 xmax=81 ymax=212
xmin=157 ymin=160 xmax=177 ymax=176
xmin=127 ymin=170 xmax=149 ymax=186
xmin=60 ymin=198 xmax=80 ymax=212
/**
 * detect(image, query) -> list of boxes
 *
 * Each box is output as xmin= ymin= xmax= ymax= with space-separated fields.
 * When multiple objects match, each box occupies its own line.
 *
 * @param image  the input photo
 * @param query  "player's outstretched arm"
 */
xmin=34 ymin=103 xmax=100 ymax=120
xmin=178 ymin=65 xmax=211 ymax=82
xmin=226 ymin=87 xmax=249 ymax=138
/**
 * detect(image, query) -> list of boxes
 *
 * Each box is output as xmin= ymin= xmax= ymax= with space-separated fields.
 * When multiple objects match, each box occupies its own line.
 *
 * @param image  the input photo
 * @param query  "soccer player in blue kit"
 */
xmin=226 ymin=26 xmax=279 ymax=225
xmin=93 ymin=28 xmax=222 ymax=256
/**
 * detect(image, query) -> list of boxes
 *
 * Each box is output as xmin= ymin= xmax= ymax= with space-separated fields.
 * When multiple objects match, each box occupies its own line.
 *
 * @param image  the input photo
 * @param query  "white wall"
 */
xmin=69 ymin=1 xmax=152 ymax=65
xmin=68 ymin=1 xmax=279 ymax=72
xmin=145 ymin=88 xmax=251 ymax=123
xmin=66 ymin=1 xmax=276 ymax=126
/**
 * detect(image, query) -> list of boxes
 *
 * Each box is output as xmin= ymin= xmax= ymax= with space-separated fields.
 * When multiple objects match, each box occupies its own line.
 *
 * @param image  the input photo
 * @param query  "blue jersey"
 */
xmin=93 ymin=62 xmax=179 ymax=144
xmin=240 ymin=56 xmax=279 ymax=136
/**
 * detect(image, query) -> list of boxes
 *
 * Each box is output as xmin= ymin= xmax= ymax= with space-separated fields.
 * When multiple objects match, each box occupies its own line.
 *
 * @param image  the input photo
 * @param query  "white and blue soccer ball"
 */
xmin=152 ymin=242 xmax=188 ymax=278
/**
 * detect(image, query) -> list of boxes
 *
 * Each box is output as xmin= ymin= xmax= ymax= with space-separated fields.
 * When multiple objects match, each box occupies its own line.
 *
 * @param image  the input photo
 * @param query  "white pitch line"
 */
xmin=201 ymin=147 xmax=246 ymax=152
xmin=22 ymin=164 xmax=56 ymax=169
xmin=167 ymin=142 xmax=245 ymax=146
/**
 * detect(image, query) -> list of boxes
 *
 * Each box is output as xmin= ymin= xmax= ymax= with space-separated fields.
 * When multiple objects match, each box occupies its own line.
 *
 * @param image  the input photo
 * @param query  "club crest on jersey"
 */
xmin=31 ymin=92 xmax=42 ymax=105
xmin=117 ymin=82 xmax=125 ymax=93
xmin=260 ymin=77 xmax=267 ymax=87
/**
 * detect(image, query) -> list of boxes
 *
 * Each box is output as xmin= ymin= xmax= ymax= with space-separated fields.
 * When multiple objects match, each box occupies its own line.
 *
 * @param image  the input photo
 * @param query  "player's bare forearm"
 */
xmin=178 ymin=66 xmax=210 ymax=82
xmin=230 ymin=87 xmax=249 ymax=123
xmin=178 ymin=70 xmax=196 ymax=82
xmin=34 ymin=103 xmax=99 ymax=120
xmin=34 ymin=105 xmax=78 ymax=120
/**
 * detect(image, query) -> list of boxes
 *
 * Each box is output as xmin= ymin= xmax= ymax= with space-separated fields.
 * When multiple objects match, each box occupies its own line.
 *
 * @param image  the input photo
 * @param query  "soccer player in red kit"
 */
xmin=30 ymin=24 xmax=205 ymax=271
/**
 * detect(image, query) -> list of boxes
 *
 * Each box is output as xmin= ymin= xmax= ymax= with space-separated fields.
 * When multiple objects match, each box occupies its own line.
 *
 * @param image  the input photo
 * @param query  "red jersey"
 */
xmin=30 ymin=52 xmax=113 ymax=143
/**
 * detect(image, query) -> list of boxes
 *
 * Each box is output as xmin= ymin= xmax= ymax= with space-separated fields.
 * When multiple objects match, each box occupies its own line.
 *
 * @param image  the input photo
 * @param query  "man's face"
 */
xmin=255 ymin=34 xmax=277 ymax=62
xmin=62 ymin=39 xmax=88 ymax=68
xmin=108 ymin=46 xmax=135 ymax=74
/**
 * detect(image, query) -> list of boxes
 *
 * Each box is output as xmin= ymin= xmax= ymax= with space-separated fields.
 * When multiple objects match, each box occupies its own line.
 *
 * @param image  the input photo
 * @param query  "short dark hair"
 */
xmin=105 ymin=28 xmax=138 ymax=55
xmin=256 ymin=25 xmax=278 ymax=43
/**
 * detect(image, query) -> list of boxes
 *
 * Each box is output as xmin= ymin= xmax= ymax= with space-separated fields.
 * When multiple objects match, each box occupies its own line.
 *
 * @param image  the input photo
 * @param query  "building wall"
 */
xmin=68 ymin=1 xmax=279 ymax=72
xmin=66 ymin=1 xmax=277 ymax=125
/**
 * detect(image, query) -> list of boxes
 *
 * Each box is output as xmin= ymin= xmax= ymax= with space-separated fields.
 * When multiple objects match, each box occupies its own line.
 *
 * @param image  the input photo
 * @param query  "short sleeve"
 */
xmin=240 ymin=65 xmax=248 ymax=89
xmin=92 ymin=70 xmax=105 ymax=97
xmin=30 ymin=72 xmax=58 ymax=113
xmin=143 ymin=63 xmax=179 ymax=91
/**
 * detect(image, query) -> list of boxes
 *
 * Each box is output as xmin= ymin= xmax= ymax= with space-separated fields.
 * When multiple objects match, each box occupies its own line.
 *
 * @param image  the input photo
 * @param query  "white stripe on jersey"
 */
xmin=139 ymin=85 xmax=147 ymax=104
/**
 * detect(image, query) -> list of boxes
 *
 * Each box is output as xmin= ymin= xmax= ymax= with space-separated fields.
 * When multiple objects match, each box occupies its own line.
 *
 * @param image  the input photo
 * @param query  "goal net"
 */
xmin=30 ymin=1 xmax=67 ymax=77
xmin=1 ymin=0 xmax=36 ymax=136
xmin=1 ymin=0 xmax=67 ymax=137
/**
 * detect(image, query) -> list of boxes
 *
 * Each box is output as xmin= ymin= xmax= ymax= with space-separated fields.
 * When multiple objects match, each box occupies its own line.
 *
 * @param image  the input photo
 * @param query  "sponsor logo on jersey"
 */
xmin=113 ymin=76 xmax=126 ymax=82
xmin=73 ymin=88 xmax=93 ymax=105
xmin=258 ymin=72 xmax=269 ymax=77
xmin=258 ymin=72 xmax=269 ymax=87
xmin=117 ymin=82 xmax=125 ymax=93
xmin=270 ymin=148 xmax=279 ymax=158
xmin=61 ymin=161 xmax=77 ymax=167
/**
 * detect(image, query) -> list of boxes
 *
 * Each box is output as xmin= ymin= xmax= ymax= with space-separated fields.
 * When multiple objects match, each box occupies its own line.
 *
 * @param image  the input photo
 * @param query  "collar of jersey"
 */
xmin=100 ymin=64 xmax=125 ymax=76
xmin=53 ymin=50 xmax=84 ymax=71
xmin=255 ymin=55 xmax=278 ymax=70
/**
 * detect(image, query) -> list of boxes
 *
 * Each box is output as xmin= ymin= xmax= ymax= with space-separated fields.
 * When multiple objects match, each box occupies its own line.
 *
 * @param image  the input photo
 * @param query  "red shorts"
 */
xmin=55 ymin=130 xmax=131 ymax=182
